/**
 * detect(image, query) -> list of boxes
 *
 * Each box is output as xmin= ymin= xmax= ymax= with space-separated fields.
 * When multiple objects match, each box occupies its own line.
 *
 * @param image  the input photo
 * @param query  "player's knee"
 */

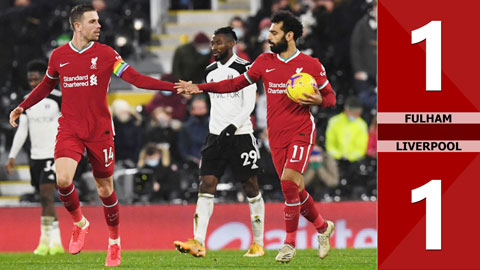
xmin=199 ymin=176 xmax=218 ymax=194
xmin=96 ymin=184 xmax=113 ymax=197
xmin=56 ymin=174 xmax=73 ymax=187
xmin=39 ymin=191 xmax=53 ymax=207
xmin=242 ymin=178 xmax=259 ymax=198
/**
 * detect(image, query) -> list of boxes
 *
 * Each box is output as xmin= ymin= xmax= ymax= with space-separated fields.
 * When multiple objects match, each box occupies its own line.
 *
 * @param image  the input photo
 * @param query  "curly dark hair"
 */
xmin=271 ymin=10 xmax=303 ymax=40
xmin=27 ymin=60 xmax=47 ymax=74
xmin=213 ymin=26 xmax=238 ymax=42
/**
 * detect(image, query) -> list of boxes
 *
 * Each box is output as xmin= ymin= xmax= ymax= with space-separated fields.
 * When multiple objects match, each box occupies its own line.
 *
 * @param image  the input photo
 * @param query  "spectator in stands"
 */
xmin=229 ymin=16 xmax=250 ymax=61
xmin=326 ymin=96 xmax=368 ymax=162
xmin=0 ymin=0 xmax=49 ymax=92
xmin=144 ymin=73 xmax=190 ymax=121
xmin=134 ymin=143 xmax=180 ymax=203
xmin=91 ymin=0 xmax=119 ymax=48
xmin=248 ymin=18 xmax=273 ymax=59
xmin=325 ymin=96 xmax=368 ymax=199
xmin=351 ymin=0 xmax=377 ymax=120
xmin=248 ymin=0 xmax=291 ymax=41
xmin=178 ymin=97 xmax=210 ymax=165
xmin=303 ymin=145 xmax=339 ymax=199
xmin=145 ymin=106 xmax=182 ymax=163
xmin=300 ymin=0 xmax=335 ymax=63
xmin=112 ymin=99 xmax=143 ymax=167
xmin=111 ymin=99 xmax=143 ymax=204
xmin=172 ymin=32 xmax=212 ymax=83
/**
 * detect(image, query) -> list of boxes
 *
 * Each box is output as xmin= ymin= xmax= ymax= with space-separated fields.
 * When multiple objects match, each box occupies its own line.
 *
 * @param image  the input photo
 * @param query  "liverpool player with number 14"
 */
xmin=177 ymin=11 xmax=336 ymax=263
xmin=9 ymin=4 xmax=176 ymax=267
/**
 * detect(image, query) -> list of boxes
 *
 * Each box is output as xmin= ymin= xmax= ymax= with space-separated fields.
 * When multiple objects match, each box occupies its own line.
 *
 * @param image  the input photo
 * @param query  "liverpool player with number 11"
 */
xmin=176 ymin=11 xmax=336 ymax=263
xmin=9 ymin=4 xmax=176 ymax=267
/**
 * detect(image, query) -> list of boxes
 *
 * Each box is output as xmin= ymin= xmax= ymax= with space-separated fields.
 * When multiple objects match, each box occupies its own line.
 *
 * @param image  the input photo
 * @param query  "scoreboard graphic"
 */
xmin=378 ymin=0 xmax=480 ymax=268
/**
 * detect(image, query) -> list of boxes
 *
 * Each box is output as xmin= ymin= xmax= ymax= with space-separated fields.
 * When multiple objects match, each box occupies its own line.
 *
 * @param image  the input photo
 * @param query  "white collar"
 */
xmin=276 ymin=49 xmax=300 ymax=63
xmin=69 ymin=41 xmax=94 ymax=54
xmin=217 ymin=53 xmax=237 ymax=67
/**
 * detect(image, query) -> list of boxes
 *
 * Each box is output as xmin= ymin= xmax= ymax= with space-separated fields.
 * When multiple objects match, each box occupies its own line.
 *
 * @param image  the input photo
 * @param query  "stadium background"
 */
xmin=0 ymin=0 xmax=377 ymax=251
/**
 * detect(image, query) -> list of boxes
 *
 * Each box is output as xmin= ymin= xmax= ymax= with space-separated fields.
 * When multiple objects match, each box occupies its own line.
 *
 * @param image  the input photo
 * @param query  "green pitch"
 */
xmin=0 ymin=249 xmax=376 ymax=270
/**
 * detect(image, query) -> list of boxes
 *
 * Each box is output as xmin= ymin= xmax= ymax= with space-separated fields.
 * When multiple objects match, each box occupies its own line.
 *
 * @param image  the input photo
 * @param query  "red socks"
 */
xmin=299 ymin=189 xmax=327 ymax=233
xmin=58 ymin=182 xmax=83 ymax=222
xmin=281 ymin=181 xmax=301 ymax=246
xmin=100 ymin=192 xmax=120 ymax=239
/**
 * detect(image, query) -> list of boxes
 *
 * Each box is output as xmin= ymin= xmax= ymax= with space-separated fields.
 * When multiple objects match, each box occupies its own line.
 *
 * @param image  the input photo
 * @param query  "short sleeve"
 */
xmin=244 ymin=53 xmax=264 ymax=84
xmin=46 ymin=51 xmax=59 ymax=79
xmin=312 ymin=59 xmax=329 ymax=90
xmin=110 ymin=47 xmax=130 ymax=77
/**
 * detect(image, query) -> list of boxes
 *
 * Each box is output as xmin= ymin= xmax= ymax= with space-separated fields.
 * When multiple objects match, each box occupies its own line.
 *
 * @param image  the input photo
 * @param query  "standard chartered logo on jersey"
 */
xmin=63 ymin=74 xmax=98 ymax=88
xmin=267 ymin=82 xmax=287 ymax=94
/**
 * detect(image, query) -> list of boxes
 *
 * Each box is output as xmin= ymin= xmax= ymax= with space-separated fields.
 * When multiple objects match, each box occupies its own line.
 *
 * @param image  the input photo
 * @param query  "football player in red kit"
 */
xmin=176 ymin=11 xmax=336 ymax=263
xmin=9 ymin=4 xmax=176 ymax=267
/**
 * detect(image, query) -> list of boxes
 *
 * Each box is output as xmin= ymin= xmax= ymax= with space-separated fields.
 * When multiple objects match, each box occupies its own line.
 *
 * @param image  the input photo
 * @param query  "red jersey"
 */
xmin=198 ymin=51 xmax=336 ymax=148
xmin=19 ymin=41 xmax=175 ymax=142
xmin=46 ymin=42 xmax=124 ymax=141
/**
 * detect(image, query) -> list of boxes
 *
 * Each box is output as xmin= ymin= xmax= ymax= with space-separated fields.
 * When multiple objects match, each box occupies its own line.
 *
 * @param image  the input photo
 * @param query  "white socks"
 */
xmin=74 ymin=216 xmax=88 ymax=229
xmin=39 ymin=216 xmax=54 ymax=246
xmin=50 ymin=220 xmax=63 ymax=247
xmin=193 ymin=193 xmax=214 ymax=246
xmin=109 ymin=237 xmax=121 ymax=246
xmin=247 ymin=193 xmax=265 ymax=247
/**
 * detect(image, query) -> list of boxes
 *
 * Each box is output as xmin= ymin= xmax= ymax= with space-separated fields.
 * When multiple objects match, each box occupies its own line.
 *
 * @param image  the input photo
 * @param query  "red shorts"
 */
xmin=54 ymin=130 xmax=115 ymax=178
xmin=270 ymin=131 xmax=316 ymax=178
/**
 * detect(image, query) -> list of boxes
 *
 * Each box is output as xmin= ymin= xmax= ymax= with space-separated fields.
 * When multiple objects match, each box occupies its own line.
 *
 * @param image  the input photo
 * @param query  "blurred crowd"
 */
xmin=0 ymin=0 xmax=377 ymax=204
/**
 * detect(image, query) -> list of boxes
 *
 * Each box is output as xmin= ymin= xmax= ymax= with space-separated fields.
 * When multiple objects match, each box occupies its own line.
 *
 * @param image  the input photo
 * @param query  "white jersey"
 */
xmin=8 ymin=89 xmax=61 ymax=160
xmin=205 ymin=54 xmax=257 ymax=135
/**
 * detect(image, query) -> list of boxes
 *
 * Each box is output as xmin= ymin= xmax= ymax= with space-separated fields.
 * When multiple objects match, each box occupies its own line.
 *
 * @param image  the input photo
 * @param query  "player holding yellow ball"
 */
xmin=286 ymin=72 xmax=318 ymax=103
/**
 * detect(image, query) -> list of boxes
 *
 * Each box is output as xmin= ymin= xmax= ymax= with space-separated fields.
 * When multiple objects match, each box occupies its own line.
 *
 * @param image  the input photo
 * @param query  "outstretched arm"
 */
xmin=120 ymin=66 xmax=176 ymax=91
xmin=176 ymin=75 xmax=251 ymax=94
xmin=18 ymin=76 xmax=57 ymax=111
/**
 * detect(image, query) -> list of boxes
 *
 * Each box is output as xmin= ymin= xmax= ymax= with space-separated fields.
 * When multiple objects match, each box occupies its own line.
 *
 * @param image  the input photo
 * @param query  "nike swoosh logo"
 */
xmin=289 ymin=159 xmax=302 ymax=163
xmin=105 ymin=162 xmax=113 ymax=167
xmin=60 ymin=62 xmax=69 ymax=67
xmin=266 ymin=68 xmax=275 ymax=73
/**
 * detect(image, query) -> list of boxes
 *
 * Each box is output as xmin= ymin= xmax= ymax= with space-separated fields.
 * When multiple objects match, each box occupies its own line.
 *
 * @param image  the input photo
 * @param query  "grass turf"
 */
xmin=0 ymin=249 xmax=376 ymax=270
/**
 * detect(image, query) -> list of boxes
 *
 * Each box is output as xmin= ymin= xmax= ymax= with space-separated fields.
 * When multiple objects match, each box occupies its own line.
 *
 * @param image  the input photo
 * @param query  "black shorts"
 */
xmin=200 ymin=133 xmax=261 ymax=181
xmin=29 ymin=158 xmax=56 ymax=188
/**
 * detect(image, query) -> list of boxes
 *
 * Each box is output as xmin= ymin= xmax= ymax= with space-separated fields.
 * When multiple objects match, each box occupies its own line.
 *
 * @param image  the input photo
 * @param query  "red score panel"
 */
xmin=378 ymin=0 xmax=480 ymax=269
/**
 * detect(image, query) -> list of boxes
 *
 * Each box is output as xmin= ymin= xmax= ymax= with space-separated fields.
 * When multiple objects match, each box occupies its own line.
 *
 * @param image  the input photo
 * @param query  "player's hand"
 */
xmin=9 ymin=107 xmax=24 ymax=128
xmin=297 ymin=86 xmax=323 ymax=106
xmin=6 ymin=158 xmax=15 ymax=175
xmin=175 ymin=80 xmax=203 ymax=95
xmin=216 ymin=124 xmax=237 ymax=147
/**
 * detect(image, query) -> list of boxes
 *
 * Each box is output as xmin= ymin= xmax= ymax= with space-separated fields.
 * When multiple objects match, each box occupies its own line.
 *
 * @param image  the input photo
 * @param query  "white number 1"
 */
xmin=411 ymin=21 xmax=442 ymax=91
xmin=411 ymin=180 xmax=442 ymax=250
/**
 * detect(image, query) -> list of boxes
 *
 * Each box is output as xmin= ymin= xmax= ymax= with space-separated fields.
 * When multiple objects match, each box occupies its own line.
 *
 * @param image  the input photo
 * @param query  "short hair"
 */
xmin=345 ymin=96 xmax=363 ymax=110
xmin=69 ymin=4 xmax=96 ymax=31
xmin=213 ymin=26 xmax=237 ymax=42
xmin=145 ymin=144 xmax=160 ymax=156
xmin=271 ymin=10 xmax=303 ymax=40
xmin=27 ymin=60 xmax=47 ymax=74
xmin=229 ymin=16 xmax=244 ymax=26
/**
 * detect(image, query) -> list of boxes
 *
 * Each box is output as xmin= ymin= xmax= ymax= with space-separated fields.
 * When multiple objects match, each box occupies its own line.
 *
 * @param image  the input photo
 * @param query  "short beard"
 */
xmin=270 ymin=36 xmax=288 ymax=54
xmin=214 ymin=49 xmax=229 ymax=62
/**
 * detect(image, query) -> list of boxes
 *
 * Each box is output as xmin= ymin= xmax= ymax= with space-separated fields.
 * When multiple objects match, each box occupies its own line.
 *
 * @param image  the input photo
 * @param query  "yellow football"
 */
xmin=285 ymin=73 xmax=318 ymax=103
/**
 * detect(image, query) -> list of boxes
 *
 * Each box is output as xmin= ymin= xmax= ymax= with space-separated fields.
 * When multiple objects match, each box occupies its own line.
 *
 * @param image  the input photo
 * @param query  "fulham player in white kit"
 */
xmin=174 ymin=27 xmax=265 ymax=258
xmin=6 ymin=60 xmax=64 ymax=256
